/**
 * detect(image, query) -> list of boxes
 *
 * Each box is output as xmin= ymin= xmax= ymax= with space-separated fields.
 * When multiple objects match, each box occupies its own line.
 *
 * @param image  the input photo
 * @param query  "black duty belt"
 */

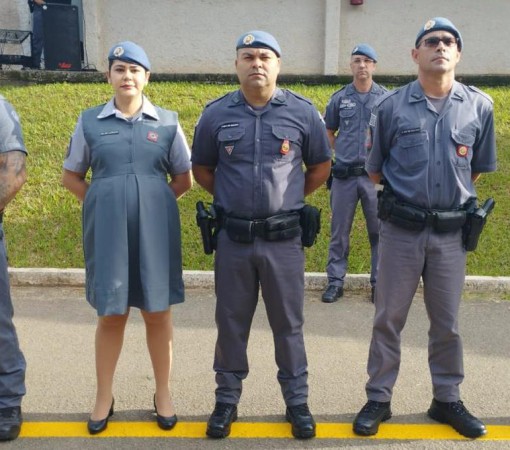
xmin=332 ymin=164 xmax=367 ymax=179
xmin=222 ymin=212 xmax=301 ymax=243
xmin=382 ymin=197 xmax=466 ymax=232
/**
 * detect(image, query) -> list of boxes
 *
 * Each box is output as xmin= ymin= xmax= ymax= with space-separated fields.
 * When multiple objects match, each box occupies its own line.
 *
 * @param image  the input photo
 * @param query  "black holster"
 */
xmin=462 ymin=198 xmax=495 ymax=251
xmin=196 ymin=201 xmax=219 ymax=254
xmin=299 ymin=204 xmax=321 ymax=247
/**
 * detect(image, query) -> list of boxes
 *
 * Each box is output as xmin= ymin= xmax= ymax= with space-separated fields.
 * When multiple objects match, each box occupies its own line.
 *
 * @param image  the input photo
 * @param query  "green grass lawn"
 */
xmin=1 ymin=81 xmax=508 ymax=275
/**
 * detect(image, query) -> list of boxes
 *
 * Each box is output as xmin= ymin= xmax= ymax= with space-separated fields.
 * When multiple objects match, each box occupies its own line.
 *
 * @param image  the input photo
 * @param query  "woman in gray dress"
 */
xmin=62 ymin=41 xmax=192 ymax=434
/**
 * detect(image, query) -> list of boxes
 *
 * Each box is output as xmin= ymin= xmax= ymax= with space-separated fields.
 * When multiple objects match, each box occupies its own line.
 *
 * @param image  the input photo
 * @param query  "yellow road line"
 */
xmin=19 ymin=422 xmax=510 ymax=440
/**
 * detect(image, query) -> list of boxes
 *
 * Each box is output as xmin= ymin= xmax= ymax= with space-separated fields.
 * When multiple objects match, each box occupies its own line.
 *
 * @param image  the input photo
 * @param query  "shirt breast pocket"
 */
xmin=395 ymin=131 xmax=428 ymax=169
xmin=271 ymin=126 xmax=301 ymax=164
xmin=451 ymin=130 xmax=475 ymax=169
xmin=339 ymin=108 xmax=357 ymax=132
xmin=217 ymin=127 xmax=247 ymax=161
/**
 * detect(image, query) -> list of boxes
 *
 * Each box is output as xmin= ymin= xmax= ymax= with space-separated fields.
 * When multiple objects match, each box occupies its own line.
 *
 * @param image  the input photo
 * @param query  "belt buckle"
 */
xmin=425 ymin=211 xmax=436 ymax=227
xmin=252 ymin=219 xmax=265 ymax=237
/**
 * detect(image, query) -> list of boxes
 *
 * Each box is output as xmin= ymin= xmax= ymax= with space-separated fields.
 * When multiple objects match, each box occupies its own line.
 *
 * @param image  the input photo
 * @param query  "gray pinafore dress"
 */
xmin=81 ymin=106 xmax=184 ymax=316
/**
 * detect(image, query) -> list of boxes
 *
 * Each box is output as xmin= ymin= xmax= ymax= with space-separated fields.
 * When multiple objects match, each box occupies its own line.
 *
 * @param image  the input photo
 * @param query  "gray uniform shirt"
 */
xmin=191 ymin=88 xmax=330 ymax=218
xmin=64 ymin=97 xmax=190 ymax=175
xmin=0 ymin=95 xmax=27 ymax=156
xmin=366 ymin=80 xmax=496 ymax=209
xmin=324 ymin=82 xmax=386 ymax=165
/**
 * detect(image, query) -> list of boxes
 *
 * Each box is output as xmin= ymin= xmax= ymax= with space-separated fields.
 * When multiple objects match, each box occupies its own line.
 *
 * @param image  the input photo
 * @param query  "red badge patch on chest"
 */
xmin=280 ymin=139 xmax=290 ymax=155
xmin=147 ymin=131 xmax=158 ymax=143
xmin=456 ymin=145 xmax=468 ymax=157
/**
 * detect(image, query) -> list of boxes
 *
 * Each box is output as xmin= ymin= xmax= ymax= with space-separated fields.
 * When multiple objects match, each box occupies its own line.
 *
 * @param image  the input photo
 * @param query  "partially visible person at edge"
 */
xmin=28 ymin=0 xmax=45 ymax=69
xmin=191 ymin=31 xmax=331 ymax=439
xmin=0 ymin=96 xmax=27 ymax=442
xmin=62 ymin=41 xmax=192 ymax=435
xmin=352 ymin=17 xmax=496 ymax=439
xmin=322 ymin=44 xmax=386 ymax=304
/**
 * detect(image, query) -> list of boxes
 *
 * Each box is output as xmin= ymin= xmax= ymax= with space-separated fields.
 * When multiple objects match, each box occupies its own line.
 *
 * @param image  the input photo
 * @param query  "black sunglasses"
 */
xmin=417 ymin=36 xmax=458 ymax=48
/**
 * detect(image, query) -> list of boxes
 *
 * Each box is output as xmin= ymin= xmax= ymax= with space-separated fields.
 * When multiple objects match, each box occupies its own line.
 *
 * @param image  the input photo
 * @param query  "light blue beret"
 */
xmin=108 ymin=41 xmax=151 ymax=71
xmin=351 ymin=44 xmax=378 ymax=62
xmin=415 ymin=17 xmax=462 ymax=50
xmin=236 ymin=30 xmax=281 ymax=57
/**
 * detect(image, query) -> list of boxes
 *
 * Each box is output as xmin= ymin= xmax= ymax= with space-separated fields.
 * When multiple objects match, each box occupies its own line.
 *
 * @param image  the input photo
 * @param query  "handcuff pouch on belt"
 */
xmin=377 ymin=185 xmax=467 ymax=233
xmin=223 ymin=212 xmax=301 ymax=244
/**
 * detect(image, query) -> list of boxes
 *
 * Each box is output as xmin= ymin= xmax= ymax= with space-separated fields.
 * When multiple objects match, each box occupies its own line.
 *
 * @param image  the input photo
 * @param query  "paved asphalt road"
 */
xmin=3 ymin=285 xmax=510 ymax=449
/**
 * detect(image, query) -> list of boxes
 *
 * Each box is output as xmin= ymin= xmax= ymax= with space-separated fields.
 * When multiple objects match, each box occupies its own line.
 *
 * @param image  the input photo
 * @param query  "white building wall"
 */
xmin=2 ymin=0 xmax=509 ymax=76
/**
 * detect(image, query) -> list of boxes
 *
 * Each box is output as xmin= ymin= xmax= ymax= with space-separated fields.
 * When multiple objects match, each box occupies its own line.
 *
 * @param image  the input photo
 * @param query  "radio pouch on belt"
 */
xmin=332 ymin=163 xmax=349 ymax=179
xmin=264 ymin=213 xmax=301 ymax=241
xmin=299 ymin=204 xmax=321 ymax=247
xmin=224 ymin=217 xmax=255 ymax=244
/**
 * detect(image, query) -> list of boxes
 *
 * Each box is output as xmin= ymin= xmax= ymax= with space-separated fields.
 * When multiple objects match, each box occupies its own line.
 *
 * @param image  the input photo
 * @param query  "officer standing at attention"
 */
xmin=192 ymin=31 xmax=331 ymax=439
xmin=63 ymin=41 xmax=192 ymax=434
xmin=352 ymin=18 xmax=496 ymax=439
xmin=322 ymin=44 xmax=386 ymax=304
xmin=0 ymin=95 xmax=27 ymax=441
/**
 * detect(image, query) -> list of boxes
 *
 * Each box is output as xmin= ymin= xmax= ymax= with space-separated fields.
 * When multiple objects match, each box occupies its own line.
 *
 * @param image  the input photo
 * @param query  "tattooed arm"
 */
xmin=0 ymin=151 xmax=27 ymax=212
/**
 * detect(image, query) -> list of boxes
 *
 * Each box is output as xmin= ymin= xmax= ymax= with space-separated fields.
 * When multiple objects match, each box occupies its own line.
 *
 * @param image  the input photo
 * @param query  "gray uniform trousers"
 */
xmin=366 ymin=221 xmax=465 ymax=403
xmin=326 ymin=176 xmax=379 ymax=287
xmin=213 ymin=231 xmax=308 ymax=406
xmin=0 ymin=224 xmax=26 ymax=408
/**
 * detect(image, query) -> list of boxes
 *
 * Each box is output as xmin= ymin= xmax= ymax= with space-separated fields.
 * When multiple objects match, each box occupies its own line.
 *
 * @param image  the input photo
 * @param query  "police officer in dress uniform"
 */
xmin=352 ymin=18 xmax=496 ymax=439
xmin=63 ymin=42 xmax=192 ymax=434
xmin=0 ymin=96 xmax=27 ymax=441
xmin=322 ymin=44 xmax=386 ymax=304
xmin=192 ymin=31 xmax=331 ymax=439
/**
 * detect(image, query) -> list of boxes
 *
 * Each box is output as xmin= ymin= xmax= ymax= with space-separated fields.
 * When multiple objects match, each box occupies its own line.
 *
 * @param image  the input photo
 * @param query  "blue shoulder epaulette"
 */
xmin=204 ymin=92 xmax=231 ymax=108
xmin=331 ymin=85 xmax=348 ymax=97
xmin=373 ymin=87 xmax=400 ymax=108
xmin=468 ymin=85 xmax=494 ymax=103
xmin=284 ymin=89 xmax=313 ymax=105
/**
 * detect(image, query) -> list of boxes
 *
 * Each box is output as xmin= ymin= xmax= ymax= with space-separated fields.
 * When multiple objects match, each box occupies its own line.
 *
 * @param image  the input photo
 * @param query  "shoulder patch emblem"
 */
xmin=369 ymin=113 xmax=377 ymax=127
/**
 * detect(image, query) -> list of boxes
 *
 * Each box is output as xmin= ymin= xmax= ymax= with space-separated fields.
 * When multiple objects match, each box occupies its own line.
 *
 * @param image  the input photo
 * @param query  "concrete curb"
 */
xmin=7 ymin=268 xmax=510 ymax=293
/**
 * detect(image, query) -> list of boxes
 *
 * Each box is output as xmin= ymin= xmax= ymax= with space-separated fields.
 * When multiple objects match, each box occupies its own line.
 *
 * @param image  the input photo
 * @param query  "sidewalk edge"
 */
xmin=7 ymin=268 xmax=510 ymax=293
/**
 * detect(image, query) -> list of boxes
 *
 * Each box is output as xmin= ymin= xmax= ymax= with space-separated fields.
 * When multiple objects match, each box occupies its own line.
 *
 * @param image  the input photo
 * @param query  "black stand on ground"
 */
xmin=0 ymin=29 xmax=32 ymax=70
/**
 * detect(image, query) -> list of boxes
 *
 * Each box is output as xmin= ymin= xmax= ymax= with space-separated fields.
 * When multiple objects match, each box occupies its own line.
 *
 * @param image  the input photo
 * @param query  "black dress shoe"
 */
xmin=87 ymin=398 xmax=114 ymax=435
xmin=206 ymin=402 xmax=237 ymax=438
xmin=427 ymin=399 xmax=487 ymax=438
xmin=322 ymin=285 xmax=343 ymax=303
xmin=153 ymin=394 xmax=178 ymax=430
xmin=286 ymin=403 xmax=316 ymax=439
xmin=0 ymin=406 xmax=22 ymax=441
xmin=353 ymin=400 xmax=391 ymax=436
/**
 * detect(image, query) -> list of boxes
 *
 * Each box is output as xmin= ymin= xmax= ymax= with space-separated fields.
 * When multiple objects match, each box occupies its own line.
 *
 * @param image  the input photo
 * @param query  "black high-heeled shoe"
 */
xmin=153 ymin=394 xmax=178 ymax=430
xmin=87 ymin=398 xmax=114 ymax=435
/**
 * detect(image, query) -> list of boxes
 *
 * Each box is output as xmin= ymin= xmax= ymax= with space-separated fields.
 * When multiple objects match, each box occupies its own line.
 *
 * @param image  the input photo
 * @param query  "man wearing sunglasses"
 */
xmin=352 ymin=17 xmax=496 ymax=439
